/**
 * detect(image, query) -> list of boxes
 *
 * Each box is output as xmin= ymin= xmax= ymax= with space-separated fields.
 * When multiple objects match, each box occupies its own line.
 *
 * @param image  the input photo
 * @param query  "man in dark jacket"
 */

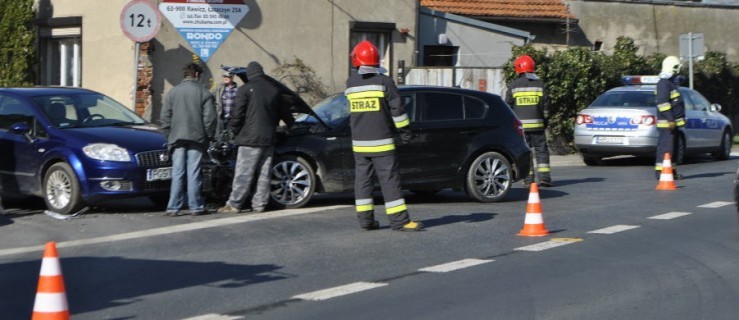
xmin=505 ymin=55 xmax=552 ymax=187
xmin=217 ymin=62 xmax=295 ymax=214
xmin=160 ymin=62 xmax=217 ymax=216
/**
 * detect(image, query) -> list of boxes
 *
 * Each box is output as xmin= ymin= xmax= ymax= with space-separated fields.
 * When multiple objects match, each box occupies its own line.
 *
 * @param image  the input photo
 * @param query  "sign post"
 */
xmin=120 ymin=0 xmax=161 ymax=110
xmin=679 ymin=32 xmax=704 ymax=89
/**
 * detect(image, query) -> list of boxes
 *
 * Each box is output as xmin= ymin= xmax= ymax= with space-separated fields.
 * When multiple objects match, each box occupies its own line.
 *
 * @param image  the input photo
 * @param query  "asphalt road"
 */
xmin=1 ymin=151 xmax=738 ymax=319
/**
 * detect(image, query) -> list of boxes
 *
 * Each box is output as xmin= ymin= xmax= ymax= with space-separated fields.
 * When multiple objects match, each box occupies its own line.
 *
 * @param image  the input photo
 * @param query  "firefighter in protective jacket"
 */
xmin=654 ymin=55 xmax=686 ymax=179
xmin=345 ymin=40 xmax=422 ymax=231
xmin=505 ymin=55 xmax=552 ymax=187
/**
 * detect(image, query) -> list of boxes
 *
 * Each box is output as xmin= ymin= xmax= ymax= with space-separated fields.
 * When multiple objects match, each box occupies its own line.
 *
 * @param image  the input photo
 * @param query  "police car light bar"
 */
xmin=621 ymin=75 xmax=660 ymax=85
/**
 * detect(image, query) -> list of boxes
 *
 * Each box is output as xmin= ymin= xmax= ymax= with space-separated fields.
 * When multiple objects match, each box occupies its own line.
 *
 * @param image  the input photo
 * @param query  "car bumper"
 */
xmin=80 ymin=161 xmax=170 ymax=202
xmin=575 ymin=134 xmax=657 ymax=156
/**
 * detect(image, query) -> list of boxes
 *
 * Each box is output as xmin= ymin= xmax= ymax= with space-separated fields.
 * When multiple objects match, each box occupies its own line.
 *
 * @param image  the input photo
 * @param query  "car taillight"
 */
xmin=630 ymin=115 xmax=656 ymax=125
xmin=514 ymin=118 xmax=524 ymax=137
xmin=576 ymin=114 xmax=593 ymax=125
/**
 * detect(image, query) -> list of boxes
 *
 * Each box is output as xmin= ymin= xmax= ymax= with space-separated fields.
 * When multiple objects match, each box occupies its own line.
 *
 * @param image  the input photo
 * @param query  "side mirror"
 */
xmin=9 ymin=122 xmax=31 ymax=134
xmin=709 ymin=103 xmax=722 ymax=112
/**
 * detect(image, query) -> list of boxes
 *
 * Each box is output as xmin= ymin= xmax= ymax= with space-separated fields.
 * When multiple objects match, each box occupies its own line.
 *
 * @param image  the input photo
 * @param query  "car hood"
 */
xmin=222 ymin=65 xmax=328 ymax=127
xmin=60 ymin=124 xmax=168 ymax=152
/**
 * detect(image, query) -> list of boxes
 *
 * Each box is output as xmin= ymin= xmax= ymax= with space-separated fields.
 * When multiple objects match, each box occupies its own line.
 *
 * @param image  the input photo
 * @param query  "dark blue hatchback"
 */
xmin=0 ymin=87 xmax=171 ymax=216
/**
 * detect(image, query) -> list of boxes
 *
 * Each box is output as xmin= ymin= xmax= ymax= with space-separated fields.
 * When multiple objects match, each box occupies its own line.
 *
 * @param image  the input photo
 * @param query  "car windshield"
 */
xmin=295 ymin=93 xmax=348 ymax=127
xmin=590 ymin=90 xmax=656 ymax=108
xmin=31 ymin=93 xmax=147 ymax=128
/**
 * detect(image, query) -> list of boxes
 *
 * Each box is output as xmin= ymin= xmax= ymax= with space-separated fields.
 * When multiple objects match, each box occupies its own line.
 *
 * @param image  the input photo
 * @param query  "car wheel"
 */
xmin=711 ymin=130 xmax=732 ymax=161
xmin=582 ymin=155 xmax=602 ymax=166
xmin=270 ymin=156 xmax=316 ymax=209
xmin=673 ymin=134 xmax=686 ymax=165
xmin=465 ymin=151 xmax=511 ymax=203
xmin=43 ymin=163 xmax=84 ymax=216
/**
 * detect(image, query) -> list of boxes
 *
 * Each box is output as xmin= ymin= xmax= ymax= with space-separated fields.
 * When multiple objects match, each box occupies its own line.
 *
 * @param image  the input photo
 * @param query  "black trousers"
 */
xmin=655 ymin=128 xmax=676 ymax=176
xmin=524 ymin=131 xmax=551 ymax=183
xmin=354 ymin=153 xmax=410 ymax=230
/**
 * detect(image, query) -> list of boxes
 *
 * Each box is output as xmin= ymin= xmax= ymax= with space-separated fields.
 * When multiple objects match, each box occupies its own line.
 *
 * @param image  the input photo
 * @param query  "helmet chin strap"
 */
xmin=358 ymin=66 xmax=388 ymax=75
xmin=659 ymin=71 xmax=674 ymax=79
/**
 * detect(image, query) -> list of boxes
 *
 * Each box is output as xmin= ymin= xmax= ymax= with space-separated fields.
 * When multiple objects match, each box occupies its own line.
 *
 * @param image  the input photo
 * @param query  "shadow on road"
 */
xmin=0 ymin=256 xmax=289 ymax=318
xmin=420 ymin=212 xmax=496 ymax=228
xmin=683 ymin=171 xmax=733 ymax=179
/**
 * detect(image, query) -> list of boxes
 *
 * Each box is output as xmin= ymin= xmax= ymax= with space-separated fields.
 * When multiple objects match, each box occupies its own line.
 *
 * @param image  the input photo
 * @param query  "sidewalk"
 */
xmin=550 ymin=153 xmax=583 ymax=167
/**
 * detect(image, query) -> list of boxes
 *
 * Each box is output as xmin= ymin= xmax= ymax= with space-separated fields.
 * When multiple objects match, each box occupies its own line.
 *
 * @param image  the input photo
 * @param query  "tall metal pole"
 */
xmin=132 ymin=42 xmax=140 ymax=110
xmin=688 ymin=32 xmax=694 ymax=89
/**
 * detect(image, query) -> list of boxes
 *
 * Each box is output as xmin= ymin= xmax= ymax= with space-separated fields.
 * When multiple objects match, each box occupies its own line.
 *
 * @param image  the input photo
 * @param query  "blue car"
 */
xmin=0 ymin=87 xmax=171 ymax=216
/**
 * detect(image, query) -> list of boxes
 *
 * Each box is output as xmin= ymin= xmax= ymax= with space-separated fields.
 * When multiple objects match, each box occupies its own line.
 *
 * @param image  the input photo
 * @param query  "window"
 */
xmin=464 ymin=96 xmax=486 ymax=119
xmin=0 ymin=96 xmax=34 ymax=131
xmin=685 ymin=90 xmax=710 ymax=111
xmin=423 ymin=45 xmax=458 ymax=67
xmin=349 ymin=22 xmax=394 ymax=75
xmin=38 ymin=18 xmax=82 ymax=87
xmin=420 ymin=92 xmax=463 ymax=121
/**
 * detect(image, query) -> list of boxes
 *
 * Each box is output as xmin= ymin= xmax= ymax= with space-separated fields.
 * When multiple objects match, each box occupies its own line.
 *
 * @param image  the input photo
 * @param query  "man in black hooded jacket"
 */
xmin=217 ymin=62 xmax=295 ymax=214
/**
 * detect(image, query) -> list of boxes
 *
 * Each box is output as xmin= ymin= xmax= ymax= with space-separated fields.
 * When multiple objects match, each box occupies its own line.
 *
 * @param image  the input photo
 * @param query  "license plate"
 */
xmin=595 ymin=136 xmax=624 ymax=144
xmin=147 ymin=167 xmax=172 ymax=181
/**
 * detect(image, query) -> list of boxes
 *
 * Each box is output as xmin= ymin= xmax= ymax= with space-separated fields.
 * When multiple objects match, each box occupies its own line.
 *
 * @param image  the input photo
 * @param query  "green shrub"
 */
xmin=507 ymin=37 xmax=739 ymax=154
xmin=0 ymin=0 xmax=35 ymax=86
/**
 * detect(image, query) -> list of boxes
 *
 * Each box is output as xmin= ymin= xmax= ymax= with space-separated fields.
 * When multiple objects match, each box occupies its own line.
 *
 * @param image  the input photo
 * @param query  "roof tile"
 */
xmin=420 ymin=0 xmax=576 ymax=20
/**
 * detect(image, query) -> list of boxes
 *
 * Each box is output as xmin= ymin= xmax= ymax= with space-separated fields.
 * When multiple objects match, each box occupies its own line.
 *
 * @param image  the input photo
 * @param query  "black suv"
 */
xmin=262 ymin=86 xmax=532 ymax=209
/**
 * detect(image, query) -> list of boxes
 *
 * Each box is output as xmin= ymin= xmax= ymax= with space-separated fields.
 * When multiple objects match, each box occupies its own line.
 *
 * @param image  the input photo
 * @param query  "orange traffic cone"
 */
xmin=518 ymin=182 xmax=550 ymax=237
xmin=655 ymin=153 xmax=677 ymax=191
xmin=32 ymin=242 xmax=69 ymax=320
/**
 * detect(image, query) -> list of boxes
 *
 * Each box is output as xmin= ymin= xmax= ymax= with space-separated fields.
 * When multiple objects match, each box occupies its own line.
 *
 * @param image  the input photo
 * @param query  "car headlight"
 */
xmin=83 ymin=143 xmax=132 ymax=162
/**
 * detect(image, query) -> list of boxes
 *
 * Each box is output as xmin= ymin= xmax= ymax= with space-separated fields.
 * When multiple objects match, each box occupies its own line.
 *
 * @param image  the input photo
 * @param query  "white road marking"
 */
xmin=648 ymin=211 xmax=692 ymax=220
xmin=697 ymin=201 xmax=733 ymax=208
xmin=0 ymin=205 xmax=351 ymax=257
xmin=419 ymin=259 xmax=493 ymax=273
xmin=587 ymin=225 xmax=640 ymax=234
xmin=514 ymin=238 xmax=582 ymax=252
xmin=181 ymin=314 xmax=242 ymax=320
xmin=292 ymin=282 xmax=387 ymax=301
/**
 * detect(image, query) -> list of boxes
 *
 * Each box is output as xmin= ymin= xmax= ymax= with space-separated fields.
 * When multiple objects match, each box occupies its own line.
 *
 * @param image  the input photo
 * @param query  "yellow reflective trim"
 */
xmin=670 ymin=91 xmax=680 ymax=99
xmin=356 ymin=204 xmax=374 ymax=212
xmin=512 ymin=91 xmax=543 ymax=97
xmin=656 ymin=123 xmax=670 ymax=128
xmin=394 ymin=119 xmax=410 ymax=128
xmin=676 ymin=119 xmax=686 ymax=126
xmin=657 ymin=103 xmax=672 ymax=112
xmin=522 ymin=123 xmax=545 ymax=129
xmin=386 ymin=203 xmax=408 ymax=215
xmin=353 ymin=144 xmax=395 ymax=153
xmin=346 ymin=91 xmax=385 ymax=99
xmin=537 ymin=167 xmax=551 ymax=173
xmin=655 ymin=166 xmax=662 ymax=170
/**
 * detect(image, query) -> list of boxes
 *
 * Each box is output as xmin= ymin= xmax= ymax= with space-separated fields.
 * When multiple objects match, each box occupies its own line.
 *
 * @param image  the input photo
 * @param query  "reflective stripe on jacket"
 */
xmin=345 ymin=71 xmax=408 ymax=157
xmin=655 ymin=78 xmax=686 ymax=129
xmin=505 ymin=74 xmax=548 ymax=132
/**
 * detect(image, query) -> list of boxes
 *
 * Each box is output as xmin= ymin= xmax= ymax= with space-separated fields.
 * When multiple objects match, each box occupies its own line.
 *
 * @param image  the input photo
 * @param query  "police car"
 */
xmin=574 ymin=75 xmax=733 ymax=165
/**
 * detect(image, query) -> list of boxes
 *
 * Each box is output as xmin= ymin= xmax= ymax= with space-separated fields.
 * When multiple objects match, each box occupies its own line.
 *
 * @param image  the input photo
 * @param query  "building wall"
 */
xmin=418 ymin=12 xmax=528 ymax=67
xmin=38 ymin=0 xmax=419 ymax=120
xmin=150 ymin=0 xmax=417 ymax=121
xmin=569 ymin=0 xmax=739 ymax=61
xmin=36 ymin=0 xmax=136 ymax=108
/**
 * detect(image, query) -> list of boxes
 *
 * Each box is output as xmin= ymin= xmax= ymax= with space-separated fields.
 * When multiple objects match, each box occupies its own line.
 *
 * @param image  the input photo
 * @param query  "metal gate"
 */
xmin=404 ymin=67 xmax=507 ymax=97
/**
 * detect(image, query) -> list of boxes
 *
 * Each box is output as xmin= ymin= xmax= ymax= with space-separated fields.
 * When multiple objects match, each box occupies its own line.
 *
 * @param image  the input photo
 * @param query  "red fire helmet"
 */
xmin=514 ymin=55 xmax=535 ymax=74
xmin=351 ymin=40 xmax=380 ymax=67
